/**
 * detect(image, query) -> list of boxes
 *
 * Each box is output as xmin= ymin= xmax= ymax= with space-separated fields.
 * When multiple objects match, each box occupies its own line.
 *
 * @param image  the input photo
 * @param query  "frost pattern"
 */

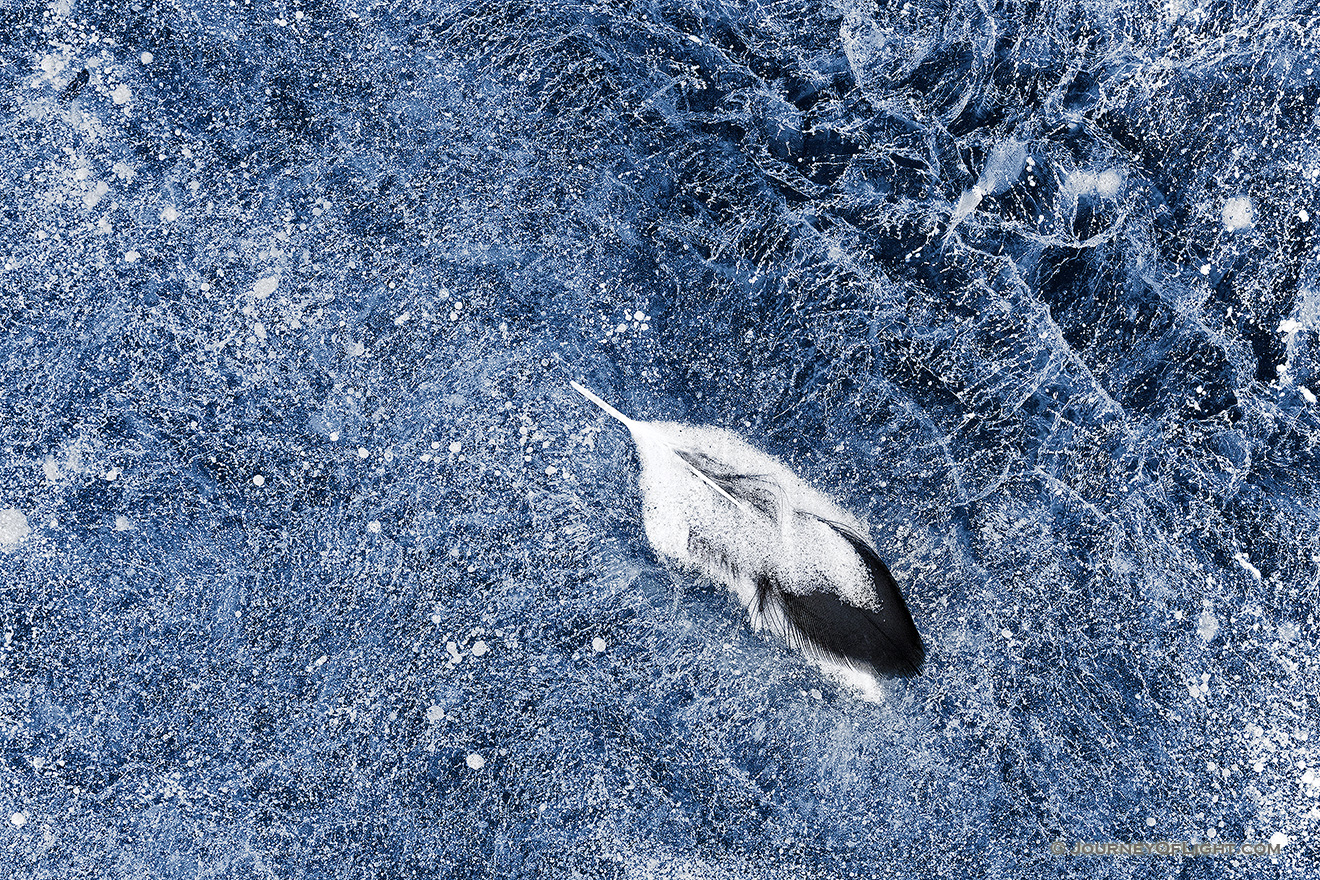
xmin=2 ymin=1 xmax=1318 ymax=877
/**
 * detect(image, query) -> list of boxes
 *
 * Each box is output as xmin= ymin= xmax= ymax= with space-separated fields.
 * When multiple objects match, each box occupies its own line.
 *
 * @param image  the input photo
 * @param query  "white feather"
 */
xmin=572 ymin=382 xmax=925 ymax=683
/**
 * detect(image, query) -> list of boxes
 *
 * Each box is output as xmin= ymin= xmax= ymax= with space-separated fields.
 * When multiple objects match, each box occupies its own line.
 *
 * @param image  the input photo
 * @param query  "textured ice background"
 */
xmin=3 ymin=0 xmax=1320 ymax=877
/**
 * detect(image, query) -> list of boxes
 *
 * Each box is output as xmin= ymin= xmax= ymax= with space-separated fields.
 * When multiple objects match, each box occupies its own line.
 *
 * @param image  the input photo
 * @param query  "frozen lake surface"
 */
xmin=3 ymin=1 xmax=1319 ymax=877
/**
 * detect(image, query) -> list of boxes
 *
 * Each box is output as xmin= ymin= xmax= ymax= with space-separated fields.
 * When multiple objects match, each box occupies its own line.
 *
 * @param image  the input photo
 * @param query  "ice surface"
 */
xmin=3 ymin=0 xmax=1319 ymax=877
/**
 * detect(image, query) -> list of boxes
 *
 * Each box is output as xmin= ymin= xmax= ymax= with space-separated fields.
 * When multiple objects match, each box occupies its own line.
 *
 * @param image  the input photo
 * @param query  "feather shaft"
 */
xmin=573 ymin=382 xmax=748 ymax=512
xmin=570 ymin=381 xmax=636 ymax=427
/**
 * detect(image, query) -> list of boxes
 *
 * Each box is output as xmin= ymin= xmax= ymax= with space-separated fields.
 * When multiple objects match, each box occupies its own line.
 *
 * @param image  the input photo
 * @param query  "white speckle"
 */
xmin=634 ymin=310 xmax=646 ymax=321
xmin=123 ymin=250 xmax=140 ymax=263
xmin=1300 ymin=209 xmax=1310 ymax=222
xmin=446 ymin=641 xmax=462 ymax=662
xmin=1199 ymin=264 xmax=1212 ymax=275
xmin=1300 ymin=386 xmax=1317 ymax=404
xmin=545 ymin=466 xmax=557 ymax=476
xmin=448 ymin=442 xmax=462 ymax=454
xmin=251 ymin=474 xmax=265 ymax=487
xmin=465 ymin=753 xmax=485 ymax=770
xmin=592 ymin=636 xmax=607 ymax=653
xmin=83 ymin=181 xmax=109 ymax=210
xmin=1197 ymin=607 xmax=1219 ymax=642
xmin=0 ymin=509 xmax=30 ymax=550
xmin=345 ymin=340 xmax=366 ymax=357
xmin=1146 ymin=817 xmax=1156 ymax=827
xmin=471 ymin=640 xmax=488 ymax=656
xmin=110 ymin=83 xmax=131 ymax=105
xmin=426 ymin=705 xmax=444 ymax=723
xmin=1303 ymin=768 xmax=1318 ymax=785
xmin=367 ymin=520 xmax=381 ymax=534
xmin=1278 ymin=319 xmax=1303 ymax=339
xmin=252 ymin=276 xmax=278 ymax=298
xmin=430 ymin=613 xmax=443 ymax=624
xmin=1268 ymin=831 xmax=1289 ymax=849
xmin=328 ymin=432 xmax=339 ymax=442
xmin=313 ymin=655 xmax=327 ymax=667
xmin=1222 ymin=196 xmax=1255 ymax=231
xmin=114 ymin=514 xmax=132 ymax=531
xmin=104 ymin=467 xmax=120 ymax=481
xmin=112 ymin=162 xmax=135 ymax=181
xmin=160 ymin=205 xmax=179 ymax=222
xmin=140 ymin=51 xmax=153 ymax=64
xmin=10 ymin=812 xmax=25 ymax=827
xmin=1000 ymin=628 xmax=1013 ymax=639
xmin=253 ymin=322 xmax=266 ymax=341
xmin=357 ymin=446 xmax=369 ymax=460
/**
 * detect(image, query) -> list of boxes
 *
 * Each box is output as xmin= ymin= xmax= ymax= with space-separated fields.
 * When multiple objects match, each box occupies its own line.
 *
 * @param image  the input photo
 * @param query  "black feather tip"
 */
xmin=760 ymin=520 xmax=925 ymax=677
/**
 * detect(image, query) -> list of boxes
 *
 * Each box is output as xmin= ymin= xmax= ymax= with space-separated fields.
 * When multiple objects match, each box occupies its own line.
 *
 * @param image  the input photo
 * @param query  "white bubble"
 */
xmin=357 ymin=446 xmax=369 ymax=459
xmin=426 ymin=705 xmax=444 ymax=722
xmin=0 ymin=509 xmax=30 ymax=550
xmin=329 ymin=432 xmax=339 ymax=442
xmin=592 ymin=636 xmax=607 ymax=653
xmin=465 ymin=753 xmax=485 ymax=770
xmin=366 ymin=521 xmax=381 ymax=534
xmin=252 ymin=276 xmax=278 ymax=298
xmin=1093 ymin=169 xmax=1123 ymax=198
xmin=9 ymin=812 xmax=25 ymax=827
xmin=110 ymin=83 xmax=131 ymax=105
xmin=251 ymin=474 xmax=265 ymax=487
xmin=448 ymin=442 xmax=462 ymax=454
xmin=1222 ymin=196 xmax=1255 ymax=231
xmin=140 ymin=51 xmax=154 ymax=64
xmin=471 ymin=640 xmax=488 ymax=656
xmin=123 ymin=250 xmax=140 ymax=263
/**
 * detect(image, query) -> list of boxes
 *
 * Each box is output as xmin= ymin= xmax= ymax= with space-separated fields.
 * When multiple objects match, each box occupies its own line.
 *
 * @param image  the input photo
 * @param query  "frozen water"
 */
xmin=3 ymin=1 xmax=1319 ymax=877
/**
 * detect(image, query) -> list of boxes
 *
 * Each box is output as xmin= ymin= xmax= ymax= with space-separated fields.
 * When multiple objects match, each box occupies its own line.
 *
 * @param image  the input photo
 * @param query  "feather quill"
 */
xmin=571 ymin=381 xmax=925 ymax=685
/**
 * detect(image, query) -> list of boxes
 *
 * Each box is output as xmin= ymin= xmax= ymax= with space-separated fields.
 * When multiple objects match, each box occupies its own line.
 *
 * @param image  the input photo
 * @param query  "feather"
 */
xmin=571 ymin=381 xmax=925 ymax=684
